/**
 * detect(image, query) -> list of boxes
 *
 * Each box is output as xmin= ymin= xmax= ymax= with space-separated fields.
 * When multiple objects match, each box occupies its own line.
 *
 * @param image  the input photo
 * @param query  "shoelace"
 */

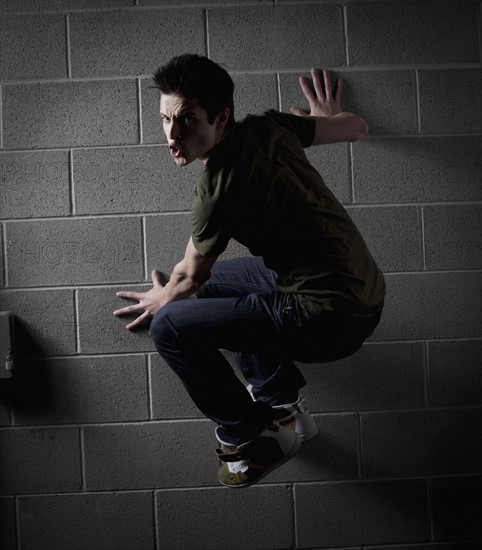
xmin=227 ymin=459 xmax=249 ymax=474
xmin=216 ymin=446 xmax=251 ymax=474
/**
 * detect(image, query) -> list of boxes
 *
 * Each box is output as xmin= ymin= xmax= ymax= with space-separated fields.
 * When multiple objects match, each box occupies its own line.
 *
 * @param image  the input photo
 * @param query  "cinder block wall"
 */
xmin=0 ymin=1 xmax=481 ymax=548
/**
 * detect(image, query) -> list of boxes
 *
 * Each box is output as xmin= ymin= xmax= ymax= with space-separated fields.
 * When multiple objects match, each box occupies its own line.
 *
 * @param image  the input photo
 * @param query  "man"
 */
xmin=114 ymin=54 xmax=385 ymax=488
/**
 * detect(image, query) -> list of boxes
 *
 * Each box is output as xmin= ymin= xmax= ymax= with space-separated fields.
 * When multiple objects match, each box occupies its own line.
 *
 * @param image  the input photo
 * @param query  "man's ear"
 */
xmin=216 ymin=107 xmax=230 ymax=129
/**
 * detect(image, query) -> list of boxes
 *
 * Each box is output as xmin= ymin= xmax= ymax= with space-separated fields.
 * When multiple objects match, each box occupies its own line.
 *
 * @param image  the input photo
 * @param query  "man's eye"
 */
xmin=182 ymin=115 xmax=194 ymax=126
xmin=161 ymin=116 xmax=170 ymax=124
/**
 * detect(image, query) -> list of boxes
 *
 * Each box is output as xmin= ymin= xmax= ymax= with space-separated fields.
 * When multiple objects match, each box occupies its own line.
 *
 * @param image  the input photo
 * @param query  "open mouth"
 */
xmin=169 ymin=144 xmax=183 ymax=158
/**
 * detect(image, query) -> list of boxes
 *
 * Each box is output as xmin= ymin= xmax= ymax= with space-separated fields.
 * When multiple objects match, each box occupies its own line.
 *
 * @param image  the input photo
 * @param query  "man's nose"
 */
xmin=167 ymin=120 xmax=182 ymax=140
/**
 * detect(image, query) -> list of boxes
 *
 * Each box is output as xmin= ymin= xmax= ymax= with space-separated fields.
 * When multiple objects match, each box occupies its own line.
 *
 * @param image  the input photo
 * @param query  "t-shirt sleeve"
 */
xmin=264 ymin=109 xmax=316 ymax=148
xmin=191 ymin=175 xmax=231 ymax=257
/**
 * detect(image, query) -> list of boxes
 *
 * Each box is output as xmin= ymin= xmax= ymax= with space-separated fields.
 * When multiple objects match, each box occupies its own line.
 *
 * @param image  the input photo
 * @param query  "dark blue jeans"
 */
xmin=150 ymin=257 xmax=383 ymax=445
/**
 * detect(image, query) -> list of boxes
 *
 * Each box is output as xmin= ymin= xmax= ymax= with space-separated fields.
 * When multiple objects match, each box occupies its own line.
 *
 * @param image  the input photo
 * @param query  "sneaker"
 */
xmin=272 ymin=398 xmax=318 ymax=441
xmin=215 ymin=424 xmax=301 ymax=488
xmin=246 ymin=385 xmax=318 ymax=441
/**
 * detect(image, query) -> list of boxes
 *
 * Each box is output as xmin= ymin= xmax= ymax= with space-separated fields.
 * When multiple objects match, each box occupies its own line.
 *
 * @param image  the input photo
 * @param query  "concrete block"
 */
xmin=0 ymin=224 xmax=4 ymax=288
xmin=428 ymin=340 xmax=482 ymax=407
xmin=419 ymin=69 xmax=482 ymax=134
xmin=156 ymin=485 xmax=294 ymax=550
xmin=299 ymin=342 xmax=425 ymax=413
xmin=145 ymin=213 xmax=191 ymax=277
xmin=70 ymin=8 xmax=204 ymax=77
xmin=12 ymin=355 xmax=149 ymax=425
xmin=0 ymin=426 xmax=81 ymax=494
xmin=346 ymin=2 xmax=479 ymax=65
xmin=347 ymin=205 xmax=423 ymax=272
xmin=18 ymin=492 xmax=154 ymax=550
xmin=432 ymin=475 xmax=482 ymax=542
xmin=208 ymin=3 xmax=344 ymax=71
xmin=150 ymin=354 xmax=201 ymax=419
xmin=296 ymin=479 xmax=428 ymax=548
xmin=266 ymin=414 xmax=358 ymax=484
xmin=0 ymin=14 xmax=66 ymax=80
xmin=0 ymin=151 xmax=70 ymax=219
xmin=73 ymin=146 xmax=201 ymax=215
xmin=374 ymin=272 xmax=482 ymax=341
xmin=305 ymin=143 xmax=351 ymax=205
xmin=2 ymin=80 xmax=138 ymax=149
xmin=0 ymin=0 xmax=134 ymax=15
xmin=141 ymin=76 xmax=165 ymax=144
xmin=0 ymin=289 xmax=75 ymax=356
xmin=360 ymin=408 xmax=482 ymax=477
xmin=0 ymin=497 xmax=16 ymax=550
xmin=280 ymin=70 xmax=417 ymax=136
xmin=365 ymin=544 xmax=481 ymax=550
xmin=233 ymin=73 xmax=279 ymax=119
xmin=6 ymin=217 xmax=143 ymax=287
xmin=83 ymin=420 xmax=217 ymax=489
xmin=0 ymin=380 xmax=11 ymax=425
xmin=140 ymin=0 xmax=250 ymax=4
xmin=353 ymin=136 xmax=482 ymax=204
xmin=78 ymin=286 xmax=155 ymax=354
xmin=423 ymin=204 xmax=482 ymax=270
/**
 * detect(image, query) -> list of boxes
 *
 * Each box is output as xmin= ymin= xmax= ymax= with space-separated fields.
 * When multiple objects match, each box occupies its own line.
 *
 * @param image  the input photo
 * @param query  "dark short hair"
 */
xmin=152 ymin=54 xmax=235 ymax=127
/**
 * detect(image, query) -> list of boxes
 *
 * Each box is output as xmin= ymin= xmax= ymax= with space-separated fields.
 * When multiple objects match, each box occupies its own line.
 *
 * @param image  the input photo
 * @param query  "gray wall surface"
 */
xmin=1 ymin=0 xmax=481 ymax=549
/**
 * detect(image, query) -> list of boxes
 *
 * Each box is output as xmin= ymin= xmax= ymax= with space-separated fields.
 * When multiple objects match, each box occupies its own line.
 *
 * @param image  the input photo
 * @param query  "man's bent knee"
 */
xmin=150 ymin=303 xmax=181 ymax=350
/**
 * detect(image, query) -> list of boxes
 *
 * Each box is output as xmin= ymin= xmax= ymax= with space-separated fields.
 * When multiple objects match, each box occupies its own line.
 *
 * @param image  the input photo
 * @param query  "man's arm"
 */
xmin=291 ymin=68 xmax=369 ymax=145
xmin=114 ymin=236 xmax=218 ymax=330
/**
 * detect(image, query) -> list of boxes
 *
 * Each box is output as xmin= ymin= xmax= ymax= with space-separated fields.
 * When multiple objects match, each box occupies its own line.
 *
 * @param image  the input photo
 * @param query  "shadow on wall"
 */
xmin=0 ymin=317 xmax=55 ymax=419
xmin=351 ymin=136 xmax=482 ymax=205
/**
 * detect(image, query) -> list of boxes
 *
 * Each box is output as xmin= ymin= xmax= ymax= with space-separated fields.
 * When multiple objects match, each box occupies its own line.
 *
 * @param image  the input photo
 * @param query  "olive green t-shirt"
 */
xmin=191 ymin=110 xmax=386 ymax=314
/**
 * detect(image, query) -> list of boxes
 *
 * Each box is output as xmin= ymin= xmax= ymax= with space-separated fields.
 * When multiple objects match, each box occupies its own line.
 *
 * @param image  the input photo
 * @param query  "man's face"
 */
xmin=160 ymin=94 xmax=220 ymax=166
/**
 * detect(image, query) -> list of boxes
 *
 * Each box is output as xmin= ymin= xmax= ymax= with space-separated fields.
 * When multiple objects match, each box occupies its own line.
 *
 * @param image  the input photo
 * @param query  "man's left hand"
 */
xmin=113 ymin=270 xmax=166 ymax=330
xmin=291 ymin=68 xmax=343 ymax=118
